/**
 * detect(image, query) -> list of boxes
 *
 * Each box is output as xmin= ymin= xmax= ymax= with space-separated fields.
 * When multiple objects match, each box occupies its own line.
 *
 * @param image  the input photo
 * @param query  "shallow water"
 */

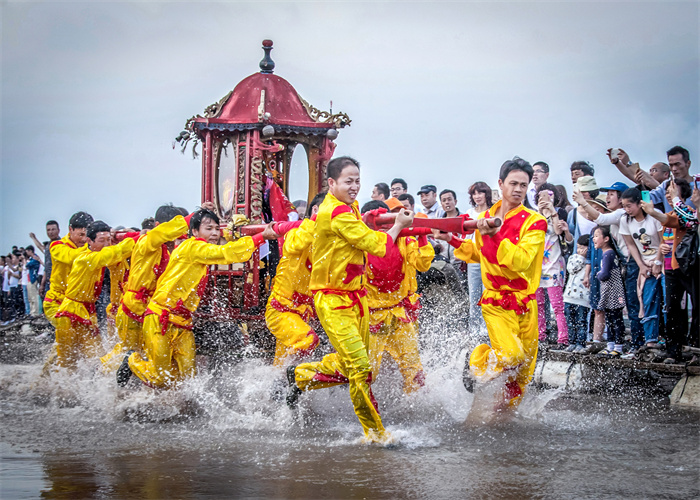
xmin=1 ymin=323 xmax=699 ymax=499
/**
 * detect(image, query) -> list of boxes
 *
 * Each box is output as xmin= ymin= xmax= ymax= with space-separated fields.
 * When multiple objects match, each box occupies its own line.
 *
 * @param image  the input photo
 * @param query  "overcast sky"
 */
xmin=2 ymin=1 xmax=698 ymax=250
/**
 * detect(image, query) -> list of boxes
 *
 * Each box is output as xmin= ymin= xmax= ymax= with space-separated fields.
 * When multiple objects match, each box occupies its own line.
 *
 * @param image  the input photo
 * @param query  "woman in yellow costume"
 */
xmin=117 ymin=208 xmax=278 ymax=389
xmin=53 ymin=221 xmax=136 ymax=369
xmin=100 ymin=205 xmax=190 ymax=370
xmin=361 ymin=200 xmax=434 ymax=394
xmin=436 ymin=157 xmax=546 ymax=409
xmin=287 ymin=156 xmax=413 ymax=444
xmin=266 ymin=192 xmax=327 ymax=367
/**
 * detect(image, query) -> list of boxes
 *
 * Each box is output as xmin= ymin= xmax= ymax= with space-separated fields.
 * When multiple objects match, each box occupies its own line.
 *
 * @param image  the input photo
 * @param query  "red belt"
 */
xmin=146 ymin=301 xmax=192 ymax=335
xmin=315 ymin=288 xmax=368 ymax=317
xmin=479 ymin=291 xmax=535 ymax=316
xmin=127 ymin=287 xmax=152 ymax=304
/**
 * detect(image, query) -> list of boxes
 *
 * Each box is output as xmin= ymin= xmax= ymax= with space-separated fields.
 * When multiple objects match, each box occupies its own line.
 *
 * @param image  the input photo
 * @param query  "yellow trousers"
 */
xmin=54 ymin=315 xmax=101 ymax=369
xmin=128 ymin=314 xmax=196 ymax=388
xmin=370 ymin=316 xmax=425 ymax=394
xmin=294 ymin=291 xmax=386 ymax=439
xmin=266 ymin=304 xmax=319 ymax=367
xmin=43 ymin=298 xmax=61 ymax=328
xmin=100 ymin=307 xmax=144 ymax=371
xmin=470 ymin=301 xmax=538 ymax=406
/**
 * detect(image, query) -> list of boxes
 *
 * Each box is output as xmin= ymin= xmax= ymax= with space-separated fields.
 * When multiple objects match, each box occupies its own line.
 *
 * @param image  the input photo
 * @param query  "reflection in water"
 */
xmin=1 ymin=319 xmax=698 ymax=499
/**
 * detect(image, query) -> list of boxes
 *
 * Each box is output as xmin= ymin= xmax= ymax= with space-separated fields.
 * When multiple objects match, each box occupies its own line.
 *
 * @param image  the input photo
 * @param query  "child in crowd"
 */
xmin=563 ymin=234 xmax=590 ymax=352
xmin=593 ymin=226 xmax=626 ymax=357
xmin=535 ymin=183 xmax=570 ymax=347
xmin=619 ymin=188 xmax=664 ymax=347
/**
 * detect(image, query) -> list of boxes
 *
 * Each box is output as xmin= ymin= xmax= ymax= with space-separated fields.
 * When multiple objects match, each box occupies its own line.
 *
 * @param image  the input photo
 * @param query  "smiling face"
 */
xmin=192 ymin=216 xmax=221 ymax=244
xmin=89 ymin=231 xmax=112 ymax=252
xmin=68 ymin=226 xmax=88 ymax=247
xmin=498 ymin=170 xmax=530 ymax=206
xmin=328 ymin=165 xmax=361 ymax=205
xmin=606 ymin=191 xmax=622 ymax=210
xmin=471 ymin=190 xmax=486 ymax=208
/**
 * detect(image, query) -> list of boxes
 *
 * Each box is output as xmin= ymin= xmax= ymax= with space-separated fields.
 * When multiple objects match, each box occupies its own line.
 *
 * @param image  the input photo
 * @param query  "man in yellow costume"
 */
xmin=43 ymin=211 xmax=93 ymax=326
xmin=436 ymin=157 xmax=546 ymax=408
xmin=266 ymin=192 xmax=326 ymax=367
xmin=100 ymin=205 xmax=190 ymax=369
xmin=361 ymin=200 xmax=434 ymax=394
xmin=287 ymin=156 xmax=413 ymax=444
xmin=117 ymin=208 xmax=278 ymax=389
xmin=53 ymin=221 xmax=136 ymax=369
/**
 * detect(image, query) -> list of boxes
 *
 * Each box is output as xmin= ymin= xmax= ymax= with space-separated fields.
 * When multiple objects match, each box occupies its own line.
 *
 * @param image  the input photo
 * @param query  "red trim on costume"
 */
xmin=146 ymin=300 xmax=193 ymax=336
xmin=505 ymin=380 xmax=523 ymax=401
xmin=296 ymin=330 xmax=320 ymax=357
xmin=527 ymin=219 xmax=547 ymax=232
xmin=366 ymin=372 xmax=380 ymax=413
xmin=315 ymin=288 xmax=368 ymax=317
xmin=270 ymin=298 xmax=312 ymax=321
xmin=485 ymin=273 xmax=528 ymax=291
xmin=273 ymin=220 xmax=303 ymax=236
xmin=251 ymin=233 xmax=265 ymax=247
xmin=343 ymin=263 xmax=365 ymax=284
xmin=331 ymin=205 xmax=353 ymax=219
xmin=153 ymin=244 xmax=169 ymax=280
xmin=312 ymin=370 xmax=349 ymax=384
xmin=449 ymin=235 xmax=464 ymax=248
xmin=367 ymin=242 xmax=404 ymax=293
xmin=305 ymin=258 xmax=312 ymax=272
xmin=310 ymin=214 xmax=317 ymax=222
xmin=195 ymin=270 xmax=209 ymax=298
xmin=93 ymin=267 xmax=106 ymax=300
xmin=55 ymin=310 xmax=93 ymax=327
xmin=184 ymin=212 xmax=194 ymax=226
xmin=480 ymin=209 xmax=530 ymax=266
xmin=417 ymin=234 xmax=429 ymax=246
xmin=369 ymin=322 xmax=383 ymax=334
xmin=478 ymin=292 xmax=535 ymax=315
xmin=121 ymin=303 xmax=145 ymax=323
xmin=413 ymin=370 xmax=426 ymax=387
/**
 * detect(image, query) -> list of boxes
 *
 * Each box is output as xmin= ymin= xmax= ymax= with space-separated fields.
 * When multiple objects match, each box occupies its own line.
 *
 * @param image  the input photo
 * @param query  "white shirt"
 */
xmin=526 ymin=184 xmax=538 ymax=209
xmin=618 ymin=213 xmax=663 ymax=264
xmin=422 ymin=201 xmax=445 ymax=219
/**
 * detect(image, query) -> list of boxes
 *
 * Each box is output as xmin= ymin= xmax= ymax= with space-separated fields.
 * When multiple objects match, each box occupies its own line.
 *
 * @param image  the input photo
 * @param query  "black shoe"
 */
xmin=462 ymin=356 xmax=475 ymax=393
xmin=286 ymin=365 xmax=302 ymax=409
xmin=116 ymin=350 xmax=135 ymax=387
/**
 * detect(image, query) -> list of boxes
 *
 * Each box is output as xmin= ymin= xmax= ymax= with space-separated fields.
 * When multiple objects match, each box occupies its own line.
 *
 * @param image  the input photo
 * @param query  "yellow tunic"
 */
xmin=294 ymin=193 xmax=392 ymax=441
xmin=146 ymin=235 xmax=263 ymax=330
xmin=43 ymin=235 xmax=88 ymax=324
xmin=121 ymin=215 xmax=189 ymax=321
xmin=310 ymin=193 xmax=388 ymax=293
xmin=56 ymin=238 xmax=136 ymax=328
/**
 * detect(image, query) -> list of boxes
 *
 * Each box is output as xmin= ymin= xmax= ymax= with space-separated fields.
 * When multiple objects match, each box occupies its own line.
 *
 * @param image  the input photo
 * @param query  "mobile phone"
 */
xmin=641 ymin=190 xmax=651 ymax=203
xmin=693 ymin=173 xmax=700 ymax=189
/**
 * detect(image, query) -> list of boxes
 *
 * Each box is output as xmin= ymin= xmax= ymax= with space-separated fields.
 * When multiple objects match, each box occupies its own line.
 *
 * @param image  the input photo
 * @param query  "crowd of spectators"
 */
xmin=3 ymin=145 xmax=698 ymax=366
xmin=368 ymin=145 xmax=699 ymax=365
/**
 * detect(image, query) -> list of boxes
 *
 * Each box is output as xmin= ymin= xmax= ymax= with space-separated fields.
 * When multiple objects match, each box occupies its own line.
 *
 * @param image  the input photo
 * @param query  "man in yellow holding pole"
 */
xmin=118 ymin=208 xmax=278 ymax=389
xmin=287 ymin=156 xmax=413 ymax=444
xmin=436 ymin=157 xmax=546 ymax=409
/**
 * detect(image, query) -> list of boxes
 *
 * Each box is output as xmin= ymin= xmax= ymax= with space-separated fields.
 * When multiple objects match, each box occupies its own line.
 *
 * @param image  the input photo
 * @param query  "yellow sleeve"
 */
xmin=496 ymin=225 xmax=546 ymax=272
xmin=191 ymin=237 xmax=257 ymax=265
xmin=85 ymin=238 xmax=135 ymax=270
xmin=51 ymin=242 xmax=85 ymax=264
xmin=405 ymin=237 xmax=434 ymax=272
xmin=145 ymin=215 xmax=189 ymax=252
xmin=283 ymin=219 xmax=314 ymax=255
xmin=331 ymin=211 xmax=388 ymax=257
xmin=452 ymin=238 xmax=480 ymax=264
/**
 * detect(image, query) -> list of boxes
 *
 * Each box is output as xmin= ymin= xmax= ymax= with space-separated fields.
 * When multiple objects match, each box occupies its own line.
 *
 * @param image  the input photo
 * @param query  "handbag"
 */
xmin=675 ymin=229 xmax=699 ymax=273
